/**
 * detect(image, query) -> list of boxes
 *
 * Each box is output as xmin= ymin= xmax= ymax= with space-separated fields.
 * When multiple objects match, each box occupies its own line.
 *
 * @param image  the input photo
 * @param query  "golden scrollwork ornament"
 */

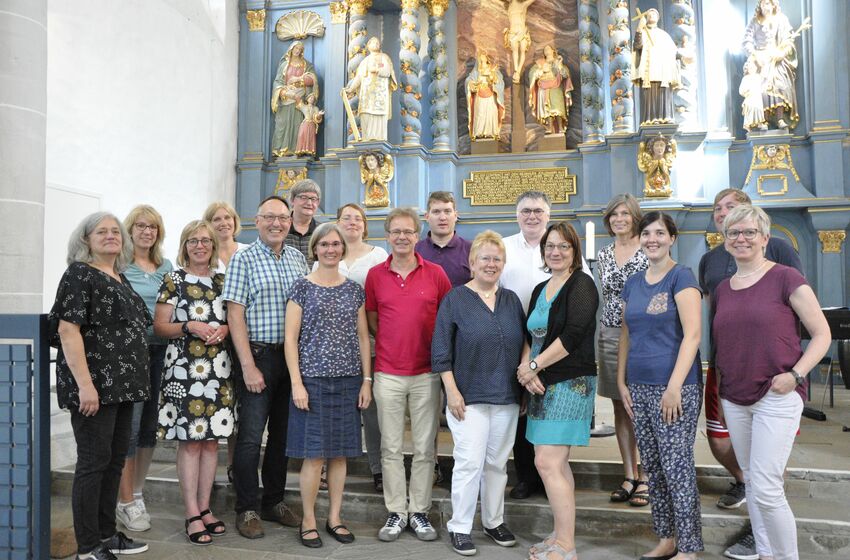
xmin=637 ymin=133 xmax=676 ymax=198
xmin=329 ymin=1 xmax=348 ymax=24
xmin=818 ymin=230 xmax=846 ymax=254
xmin=274 ymin=167 xmax=308 ymax=197
xmin=360 ymin=151 xmax=394 ymax=208
xmin=246 ymin=9 xmax=266 ymax=32
xmin=705 ymin=232 xmax=724 ymax=250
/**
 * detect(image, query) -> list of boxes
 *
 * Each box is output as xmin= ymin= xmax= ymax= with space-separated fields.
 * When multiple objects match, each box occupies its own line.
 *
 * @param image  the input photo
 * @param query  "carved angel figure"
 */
xmin=360 ymin=151 xmax=394 ymax=208
xmin=637 ymin=134 xmax=677 ymax=197
xmin=465 ymin=52 xmax=506 ymax=141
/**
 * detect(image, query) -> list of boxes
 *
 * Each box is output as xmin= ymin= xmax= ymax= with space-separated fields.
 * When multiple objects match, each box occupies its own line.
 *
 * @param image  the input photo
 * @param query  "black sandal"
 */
xmin=300 ymin=525 xmax=323 ymax=548
xmin=199 ymin=508 xmax=226 ymax=535
xmin=325 ymin=521 xmax=355 ymax=544
xmin=610 ymin=478 xmax=638 ymax=503
xmin=630 ymin=480 xmax=650 ymax=507
xmin=185 ymin=515 xmax=212 ymax=546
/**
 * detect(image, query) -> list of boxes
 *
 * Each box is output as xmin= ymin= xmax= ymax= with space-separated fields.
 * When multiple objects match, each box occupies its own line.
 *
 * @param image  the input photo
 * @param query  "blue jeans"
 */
xmin=127 ymin=344 xmax=166 ymax=456
xmin=232 ymin=343 xmax=291 ymax=513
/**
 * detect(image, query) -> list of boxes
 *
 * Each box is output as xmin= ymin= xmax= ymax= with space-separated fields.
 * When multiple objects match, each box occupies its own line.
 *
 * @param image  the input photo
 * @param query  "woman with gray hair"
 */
xmin=285 ymin=222 xmax=372 ymax=548
xmin=596 ymin=194 xmax=650 ymax=506
xmin=713 ymin=205 xmax=829 ymax=559
xmin=288 ymin=179 xmax=323 ymax=267
xmin=49 ymin=212 xmax=151 ymax=558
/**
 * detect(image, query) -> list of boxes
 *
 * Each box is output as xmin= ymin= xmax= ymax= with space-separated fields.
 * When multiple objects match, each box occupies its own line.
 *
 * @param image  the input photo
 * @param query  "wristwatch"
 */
xmin=529 ymin=360 xmax=538 ymax=371
xmin=790 ymin=369 xmax=805 ymax=386
xmin=181 ymin=322 xmax=190 ymax=335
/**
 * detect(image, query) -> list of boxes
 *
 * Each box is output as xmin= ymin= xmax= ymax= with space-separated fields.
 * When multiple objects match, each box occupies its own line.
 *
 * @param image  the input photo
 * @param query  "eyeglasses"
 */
xmin=339 ymin=216 xmax=364 ymax=223
xmin=186 ymin=238 xmax=213 ymax=247
xmin=726 ymin=228 xmax=760 ymax=240
xmin=257 ymin=214 xmax=292 ymax=224
xmin=295 ymin=194 xmax=320 ymax=203
xmin=519 ymin=208 xmax=547 ymax=217
xmin=133 ymin=223 xmax=158 ymax=232
xmin=544 ymin=242 xmax=572 ymax=252
xmin=476 ymin=255 xmax=503 ymax=264
xmin=388 ymin=229 xmax=417 ymax=237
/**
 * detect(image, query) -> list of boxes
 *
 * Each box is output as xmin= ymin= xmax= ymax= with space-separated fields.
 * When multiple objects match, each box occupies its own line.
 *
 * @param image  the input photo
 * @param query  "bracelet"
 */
xmin=363 ymin=377 xmax=373 ymax=382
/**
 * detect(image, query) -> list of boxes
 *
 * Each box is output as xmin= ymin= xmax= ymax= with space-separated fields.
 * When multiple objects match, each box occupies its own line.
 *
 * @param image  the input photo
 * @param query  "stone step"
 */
xmin=150 ymin=439 xmax=850 ymax=505
xmin=51 ymin=465 xmax=850 ymax=557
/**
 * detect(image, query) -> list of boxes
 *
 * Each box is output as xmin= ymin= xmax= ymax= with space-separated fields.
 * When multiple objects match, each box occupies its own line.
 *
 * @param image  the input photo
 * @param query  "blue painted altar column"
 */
xmin=578 ymin=0 xmax=605 ymax=144
xmin=325 ymin=2 xmax=351 ymax=152
xmin=808 ymin=211 xmax=850 ymax=307
xmin=399 ymin=0 xmax=423 ymax=146
xmin=346 ymin=0 xmax=372 ymax=143
xmin=236 ymin=6 xmax=271 ymax=212
xmin=607 ymin=0 xmax=634 ymax=134
xmin=427 ymin=0 xmax=451 ymax=151
xmin=669 ymin=0 xmax=699 ymax=130
xmin=806 ymin=0 xmax=848 ymax=199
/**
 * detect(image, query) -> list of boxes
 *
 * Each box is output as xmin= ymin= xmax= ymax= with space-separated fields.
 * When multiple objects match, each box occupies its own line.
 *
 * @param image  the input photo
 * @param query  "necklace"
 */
xmin=735 ymin=259 xmax=768 ymax=278
xmin=470 ymin=284 xmax=497 ymax=299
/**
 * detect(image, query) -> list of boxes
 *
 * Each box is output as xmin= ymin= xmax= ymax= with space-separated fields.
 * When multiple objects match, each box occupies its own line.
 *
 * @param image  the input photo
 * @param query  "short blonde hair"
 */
xmin=67 ymin=212 xmax=133 ymax=273
xmin=176 ymin=220 xmax=219 ymax=269
xmin=468 ymin=230 xmax=505 ymax=269
xmin=723 ymin=205 xmax=771 ymax=238
xmin=123 ymin=205 xmax=166 ymax=266
xmin=713 ymin=188 xmax=751 ymax=207
xmin=203 ymin=201 xmax=242 ymax=239
xmin=309 ymin=223 xmax=348 ymax=262
xmin=384 ymin=207 xmax=421 ymax=234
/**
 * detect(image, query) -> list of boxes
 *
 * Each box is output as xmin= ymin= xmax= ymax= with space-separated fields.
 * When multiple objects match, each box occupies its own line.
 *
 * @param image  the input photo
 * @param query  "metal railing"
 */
xmin=0 ymin=314 xmax=51 ymax=559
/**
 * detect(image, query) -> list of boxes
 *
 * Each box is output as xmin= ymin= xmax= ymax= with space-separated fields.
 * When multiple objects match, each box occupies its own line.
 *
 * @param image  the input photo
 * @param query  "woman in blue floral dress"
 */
xmin=154 ymin=220 xmax=234 ymax=546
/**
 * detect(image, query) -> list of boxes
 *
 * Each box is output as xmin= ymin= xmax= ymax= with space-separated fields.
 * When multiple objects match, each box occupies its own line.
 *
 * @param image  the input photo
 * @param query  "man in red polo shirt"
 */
xmin=366 ymin=207 xmax=451 ymax=543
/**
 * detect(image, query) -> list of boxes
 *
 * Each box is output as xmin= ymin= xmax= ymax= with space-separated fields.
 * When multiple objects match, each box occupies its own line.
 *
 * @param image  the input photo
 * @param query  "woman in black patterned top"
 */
xmin=50 ymin=212 xmax=151 ymax=558
xmin=596 ymin=194 xmax=650 ymax=506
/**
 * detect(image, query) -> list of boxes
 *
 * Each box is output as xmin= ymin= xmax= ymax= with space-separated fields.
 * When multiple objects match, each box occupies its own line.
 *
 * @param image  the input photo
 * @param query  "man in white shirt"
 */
xmin=500 ymin=190 xmax=589 ymax=499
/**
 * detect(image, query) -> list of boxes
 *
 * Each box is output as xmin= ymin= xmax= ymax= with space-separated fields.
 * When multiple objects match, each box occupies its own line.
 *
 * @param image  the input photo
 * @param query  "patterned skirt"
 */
xmin=286 ymin=375 xmax=363 ymax=459
xmin=527 ymin=376 xmax=596 ymax=446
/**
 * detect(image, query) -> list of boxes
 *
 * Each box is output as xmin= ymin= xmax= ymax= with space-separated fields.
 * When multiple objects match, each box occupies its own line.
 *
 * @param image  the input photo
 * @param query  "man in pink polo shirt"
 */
xmin=365 ymin=207 xmax=452 ymax=543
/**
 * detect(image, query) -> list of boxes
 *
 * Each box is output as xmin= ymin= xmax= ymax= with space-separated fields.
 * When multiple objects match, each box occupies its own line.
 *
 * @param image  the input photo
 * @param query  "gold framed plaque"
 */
xmin=462 ymin=167 xmax=577 ymax=206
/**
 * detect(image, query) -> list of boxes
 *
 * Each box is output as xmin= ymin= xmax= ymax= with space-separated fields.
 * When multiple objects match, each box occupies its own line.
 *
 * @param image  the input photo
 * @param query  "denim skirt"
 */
xmin=286 ymin=375 xmax=363 ymax=459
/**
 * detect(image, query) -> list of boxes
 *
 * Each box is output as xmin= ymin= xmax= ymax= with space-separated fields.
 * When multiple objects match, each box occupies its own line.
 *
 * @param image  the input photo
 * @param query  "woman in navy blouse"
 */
xmin=432 ymin=231 xmax=527 ymax=557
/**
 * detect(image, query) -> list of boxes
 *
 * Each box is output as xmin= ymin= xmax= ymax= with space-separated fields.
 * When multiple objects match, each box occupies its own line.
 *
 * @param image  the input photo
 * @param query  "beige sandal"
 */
xmin=529 ymin=542 xmax=577 ymax=560
xmin=529 ymin=531 xmax=555 ymax=555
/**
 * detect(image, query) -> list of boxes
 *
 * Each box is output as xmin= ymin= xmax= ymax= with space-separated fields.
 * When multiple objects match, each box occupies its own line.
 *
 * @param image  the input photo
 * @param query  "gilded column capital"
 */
xmin=402 ymin=0 xmax=423 ymax=10
xmin=246 ymin=9 xmax=266 ymax=32
xmin=426 ymin=0 xmax=449 ymax=17
xmin=330 ymin=2 xmax=348 ymax=24
xmin=348 ymin=0 xmax=373 ymax=16
xmin=705 ymin=232 xmax=724 ymax=250
xmin=818 ymin=230 xmax=846 ymax=254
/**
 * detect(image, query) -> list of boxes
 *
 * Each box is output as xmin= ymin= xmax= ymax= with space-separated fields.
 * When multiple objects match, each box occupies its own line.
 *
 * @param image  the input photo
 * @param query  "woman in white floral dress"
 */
xmin=154 ymin=220 xmax=234 ymax=546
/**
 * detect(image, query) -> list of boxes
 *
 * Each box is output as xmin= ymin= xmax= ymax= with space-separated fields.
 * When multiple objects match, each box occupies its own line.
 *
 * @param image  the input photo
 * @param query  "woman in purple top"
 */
xmin=617 ymin=211 xmax=703 ymax=560
xmin=713 ymin=205 xmax=829 ymax=560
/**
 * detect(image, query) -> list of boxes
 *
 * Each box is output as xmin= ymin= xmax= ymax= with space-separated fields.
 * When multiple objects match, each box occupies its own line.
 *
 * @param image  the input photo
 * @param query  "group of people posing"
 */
xmin=51 ymin=182 xmax=829 ymax=560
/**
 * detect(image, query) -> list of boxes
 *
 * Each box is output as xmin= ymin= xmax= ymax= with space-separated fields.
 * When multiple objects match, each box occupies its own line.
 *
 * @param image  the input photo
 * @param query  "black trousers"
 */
xmin=513 ymin=413 xmax=542 ymax=489
xmin=70 ymin=402 xmax=134 ymax=554
xmin=232 ymin=343 xmax=291 ymax=513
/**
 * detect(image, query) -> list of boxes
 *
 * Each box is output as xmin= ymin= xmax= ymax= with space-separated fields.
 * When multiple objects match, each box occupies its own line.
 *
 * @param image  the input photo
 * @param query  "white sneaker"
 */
xmin=378 ymin=513 xmax=407 ymax=542
xmin=134 ymin=498 xmax=151 ymax=524
xmin=116 ymin=502 xmax=150 ymax=532
xmin=408 ymin=512 xmax=438 ymax=541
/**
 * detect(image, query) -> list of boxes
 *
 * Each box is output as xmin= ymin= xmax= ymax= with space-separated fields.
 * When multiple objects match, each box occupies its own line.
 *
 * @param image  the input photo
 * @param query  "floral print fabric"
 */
xmin=156 ymin=270 xmax=234 ymax=441
xmin=50 ymin=262 xmax=152 ymax=409
xmin=597 ymin=243 xmax=649 ymax=328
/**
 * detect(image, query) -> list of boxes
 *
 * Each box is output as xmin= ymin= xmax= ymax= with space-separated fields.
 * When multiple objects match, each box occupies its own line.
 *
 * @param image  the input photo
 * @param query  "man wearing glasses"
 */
xmin=222 ymin=195 xmax=308 ymax=539
xmin=287 ymin=179 xmax=323 ymax=267
xmin=365 ymin=207 xmax=452 ymax=543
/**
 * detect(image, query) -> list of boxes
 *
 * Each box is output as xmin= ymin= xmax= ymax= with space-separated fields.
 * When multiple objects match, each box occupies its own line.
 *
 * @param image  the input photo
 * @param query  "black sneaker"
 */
xmin=717 ymin=481 xmax=747 ymax=509
xmin=408 ymin=512 xmax=438 ymax=541
xmin=483 ymin=524 xmax=516 ymax=547
xmin=433 ymin=462 xmax=444 ymax=485
xmin=449 ymin=531 xmax=477 ymax=556
xmin=103 ymin=532 xmax=148 ymax=555
xmin=76 ymin=542 xmax=118 ymax=560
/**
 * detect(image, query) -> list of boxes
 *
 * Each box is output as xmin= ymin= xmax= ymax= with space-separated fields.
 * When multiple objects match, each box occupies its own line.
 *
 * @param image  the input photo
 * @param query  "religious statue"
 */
xmin=742 ymin=0 xmax=809 ymax=130
xmin=527 ymin=45 xmax=573 ymax=135
xmin=503 ymin=0 xmax=537 ymax=83
xmin=271 ymin=41 xmax=318 ymax=158
xmin=360 ymin=151 xmax=394 ymax=208
xmin=632 ymin=8 xmax=680 ymax=126
xmin=465 ymin=52 xmax=506 ymax=141
xmin=740 ymin=58 xmax=766 ymax=131
xmin=295 ymin=94 xmax=324 ymax=157
xmin=637 ymin=134 xmax=677 ymax=197
xmin=274 ymin=166 xmax=308 ymax=197
xmin=344 ymin=37 xmax=398 ymax=142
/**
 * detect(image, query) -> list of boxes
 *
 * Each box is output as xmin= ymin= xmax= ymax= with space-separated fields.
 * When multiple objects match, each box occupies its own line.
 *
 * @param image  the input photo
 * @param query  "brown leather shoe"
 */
xmin=235 ymin=511 xmax=265 ymax=539
xmin=260 ymin=501 xmax=300 ymax=528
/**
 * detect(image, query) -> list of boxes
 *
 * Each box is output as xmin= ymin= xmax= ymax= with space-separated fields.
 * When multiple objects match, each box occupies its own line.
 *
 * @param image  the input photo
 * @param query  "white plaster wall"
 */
xmin=44 ymin=0 xmax=239 ymax=310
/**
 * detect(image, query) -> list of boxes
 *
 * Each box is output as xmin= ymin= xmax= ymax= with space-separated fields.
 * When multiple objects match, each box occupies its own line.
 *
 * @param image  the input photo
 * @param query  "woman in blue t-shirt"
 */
xmin=617 ymin=211 xmax=703 ymax=560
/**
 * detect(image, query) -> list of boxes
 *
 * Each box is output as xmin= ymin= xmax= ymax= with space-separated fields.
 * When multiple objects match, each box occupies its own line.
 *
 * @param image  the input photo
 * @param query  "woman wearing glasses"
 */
xmin=285 ymin=223 xmax=372 ymax=548
xmin=713 ymin=205 xmax=829 ymax=559
xmin=116 ymin=205 xmax=173 ymax=532
xmin=516 ymin=222 xmax=599 ymax=560
xmin=154 ymin=220 xmax=233 ymax=546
